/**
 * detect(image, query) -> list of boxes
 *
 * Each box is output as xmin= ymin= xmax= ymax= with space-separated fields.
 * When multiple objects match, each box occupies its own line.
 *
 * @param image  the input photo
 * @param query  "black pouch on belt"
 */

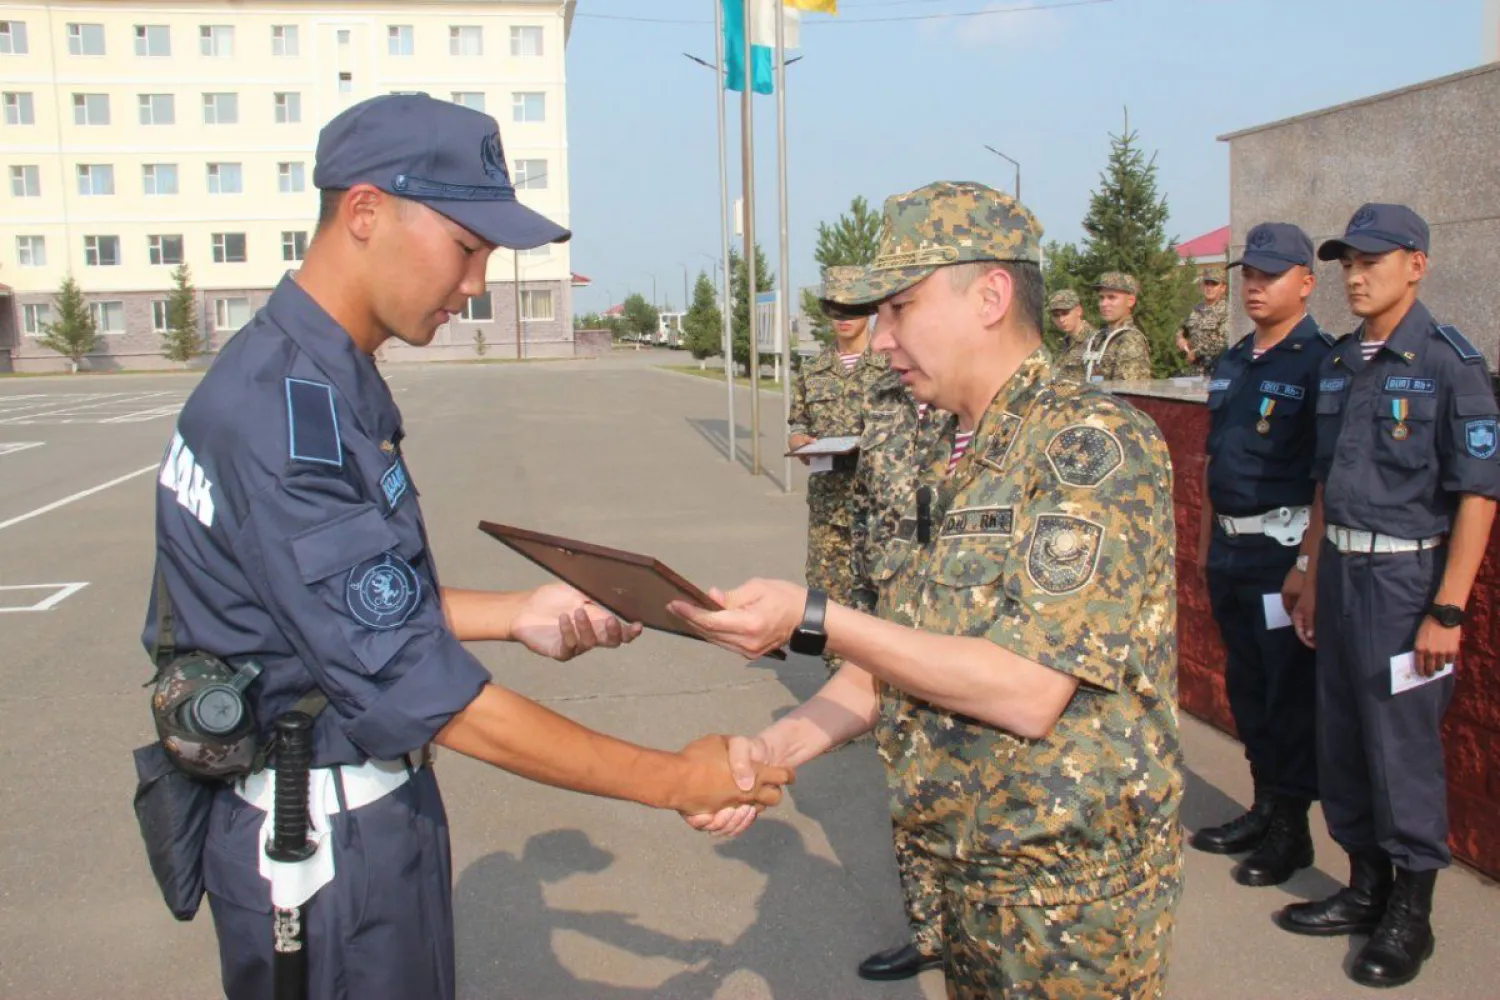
xmin=131 ymin=742 xmax=215 ymax=921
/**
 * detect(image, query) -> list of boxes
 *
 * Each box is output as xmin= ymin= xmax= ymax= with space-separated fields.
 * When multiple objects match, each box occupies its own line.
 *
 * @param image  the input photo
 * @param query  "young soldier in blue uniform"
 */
xmin=1281 ymin=204 xmax=1500 ymax=988
xmin=143 ymin=94 xmax=792 ymax=1000
xmin=1192 ymin=224 xmax=1329 ymax=886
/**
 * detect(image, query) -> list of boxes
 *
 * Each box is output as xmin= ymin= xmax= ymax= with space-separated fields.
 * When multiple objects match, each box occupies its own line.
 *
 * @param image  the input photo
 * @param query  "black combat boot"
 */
xmin=857 ymin=942 xmax=942 ymax=982
xmin=1275 ymin=850 xmax=1392 ymax=936
xmin=1234 ymin=796 xmax=1314 ymax=886
xmin=1350 ymin=868 xmax=1437 ymax=988
xmin=1191 ymin=769 xmax=1273 ymax=854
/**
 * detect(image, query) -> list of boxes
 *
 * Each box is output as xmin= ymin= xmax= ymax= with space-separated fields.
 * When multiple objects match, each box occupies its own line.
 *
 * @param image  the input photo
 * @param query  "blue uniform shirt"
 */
xmin=143 ymin=276 xmax=491 ymax=766
xmin=1313 ymin=299 xmax=1500 ymax=538
xmin=1206 ymin=314 xmax=1332 ymax=517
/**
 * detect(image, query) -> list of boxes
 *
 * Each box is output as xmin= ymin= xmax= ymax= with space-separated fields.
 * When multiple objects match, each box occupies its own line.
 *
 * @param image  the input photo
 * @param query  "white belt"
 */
xmin=1216 ymin=505 xmax=1310 ymax=547
xmin=1325 ymin=525 xmax=1445 ymax=555
xmin=233 ymin=752 xmax=424 ymax=909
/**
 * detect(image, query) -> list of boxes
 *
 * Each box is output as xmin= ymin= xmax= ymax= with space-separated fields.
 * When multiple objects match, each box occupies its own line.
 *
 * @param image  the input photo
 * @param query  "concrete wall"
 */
xmin=1222 ymin=64 xmax=1500 ymax=363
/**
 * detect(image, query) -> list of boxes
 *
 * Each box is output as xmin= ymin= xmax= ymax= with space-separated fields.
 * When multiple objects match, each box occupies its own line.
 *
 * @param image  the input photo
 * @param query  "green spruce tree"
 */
xmin=681 ymin=271 xmax=723 ymax=365
xmin=729 ymin=243 xmax=774 ymax=375
xmin=621 ymin=293 xmax=659 ymax=343
xmin=161 ymin=263 xmax=202 ymax=365
xmin=39 ymin=275 xmax=100 ymax=373
xmin=799 ymin=195 xmax=883 ymax=345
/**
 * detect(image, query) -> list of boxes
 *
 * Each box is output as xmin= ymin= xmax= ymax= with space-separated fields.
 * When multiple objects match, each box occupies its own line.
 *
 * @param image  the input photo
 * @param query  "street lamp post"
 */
xmin=984 ymin=144 xmax=1021 ymax=202
xmin=675 ymin=262 xmax=690 ymax=315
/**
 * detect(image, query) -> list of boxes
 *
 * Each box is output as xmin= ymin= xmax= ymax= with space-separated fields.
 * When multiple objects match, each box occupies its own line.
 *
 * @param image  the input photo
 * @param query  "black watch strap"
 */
xmin=1426 ymin=602 xmax=1465 ymax=627
xmin=790 ymin=589 xmax=828 ymax=655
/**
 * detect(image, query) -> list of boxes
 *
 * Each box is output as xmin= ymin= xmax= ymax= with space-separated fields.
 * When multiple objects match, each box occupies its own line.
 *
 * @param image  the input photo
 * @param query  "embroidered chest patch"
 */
xmin=1383 ymin=376 xmax=1436 ymax=394
xmin=1027 ymin=514 xmax=1104 ymax=595
xmin=1258 ymin=380 xmax=1306 ymax=401
xmin=940 ymin=505 xmax=1014 ymax=539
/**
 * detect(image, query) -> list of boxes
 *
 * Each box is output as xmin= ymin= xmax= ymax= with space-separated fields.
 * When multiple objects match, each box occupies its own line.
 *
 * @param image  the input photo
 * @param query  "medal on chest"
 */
xmin=1256 ymin=397 xmax=1275 ymax=435
xmin=1391 ymin=398 xmax=1409 ymax=440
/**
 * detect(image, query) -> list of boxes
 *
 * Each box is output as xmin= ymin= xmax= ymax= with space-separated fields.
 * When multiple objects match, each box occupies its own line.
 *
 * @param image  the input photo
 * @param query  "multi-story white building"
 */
xmin=0 ymin=0 xmax=577 ymax=372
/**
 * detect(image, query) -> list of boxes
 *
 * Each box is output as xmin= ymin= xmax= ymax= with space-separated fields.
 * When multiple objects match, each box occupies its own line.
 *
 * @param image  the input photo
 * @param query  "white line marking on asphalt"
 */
xmin=100 ymin=404 xmax=183 ymax=424
xmin=0 ymin=582 xmax=90 ymax=613
xmin=0 ymin=463 xmax=158 ymax=533
xmin=0 ymin=442 xmax=44 ymax=457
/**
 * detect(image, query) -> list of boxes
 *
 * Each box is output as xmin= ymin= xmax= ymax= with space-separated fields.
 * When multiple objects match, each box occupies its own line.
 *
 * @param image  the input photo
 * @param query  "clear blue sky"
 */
xmin=564 ymin=0 xmax=1488 ymax=314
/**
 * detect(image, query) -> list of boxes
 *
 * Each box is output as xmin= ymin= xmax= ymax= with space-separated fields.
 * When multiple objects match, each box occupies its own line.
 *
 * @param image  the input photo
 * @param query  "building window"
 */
xmin=514 ymin=159 xmax=547 ymax=190
xmin=388 ymin=25 xmax=413 ymax=55
xmin=134 ymin=24 xmax=170 ymax=57
xmin=22 ymin=303 xmax=51 ymax=336
xmin=77 ymin=163 xmax=115 ymax=196
xmin=521 ymin=289 xmax=555 ymax=322
xmin=0 ymin=20 xmax=29 ymax=54
xmin=460 ymin=293 xmax=494 ymax=322
xmin=215 ymin=297 xmax=251 ymax=330
xmin=272 ymin=25 xmax=299 ymax=56
xmin=338 ymin=73 xmax=353 ymax=94
xmin=203 ymin=92 xmax=238 ymax=124
xmin=452 ymin=92 xmax=484 ymax=112
xmin=16 ymin=235 xmax=45 ymax=267
xmin=449 ymin=25 xmax=482 ymax=56
xmin=206 ymin=162 xmax=243 ymax=195
xmin=148 ymin=235 xmax=183 ymax=266
xmin=73 ymin=93 xmax=110 ymax=125
xmin=274 ymin=92 xmax=302 ymax=123
xmin=212 ymin=233 xmax=247 ymax=264
xmin=282 ymin=231 xmax=308 ymax=262
xmin=512 ymin=92 xmax=545 ymax=123
xmin=9 ymin=164 xmax=39 ymax=197
xmin=278 ymin=162 xmax=306 ymax=193
xmin=138 ymin=93 xmax=174 ymax=125
xmin=84 ymin=235 xmax=121 ymax=266
xmin=4 ymin=92 xmax=35 ymax=125
xmin=199 ymin=25 xmax=234 ymax=57
xmin=151 ymin=300 xmax=170 ymax=333
xmin=337 ymin=29 xmax=351 ymax=47
xmin=143 ymin=163 xmax=178 ymax=195
xmin=511 ymin=26 xmax=543 ymax=57
xmin=91 ymin=300 xmax=126 ymax=334
xmin=68 ymin=23 xmax=106 ymax=56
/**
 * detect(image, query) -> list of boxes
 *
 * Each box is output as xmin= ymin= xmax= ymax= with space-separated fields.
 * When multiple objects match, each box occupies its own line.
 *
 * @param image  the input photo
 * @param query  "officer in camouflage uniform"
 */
xmin=1047 ymin=288 xmax=1096 ymax=382
xmin=1084 ymin=272 xmax=1153 ymax=382
xmin=1177 ymin=265 xmax=1231 ymax=374
xmin=676 ymin=181 xmax=1185 ymax=1000
xmin=788 ymin=266 xmax=890 ymax=673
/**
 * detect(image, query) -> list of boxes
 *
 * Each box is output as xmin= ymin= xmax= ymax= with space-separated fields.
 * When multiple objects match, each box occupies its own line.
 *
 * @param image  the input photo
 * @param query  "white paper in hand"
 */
xmin=1262 ymin=593 xmax=1293 ymax=630
xmin=1390 ymin=651 xmax=1454 ymax=696
xmin=807 ymin=456 xmax=834 ymax=474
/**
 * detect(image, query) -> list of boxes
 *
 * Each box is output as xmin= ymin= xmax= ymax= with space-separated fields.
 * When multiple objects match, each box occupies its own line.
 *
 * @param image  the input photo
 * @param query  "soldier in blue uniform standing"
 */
xmin=1281 ymin=204 xmax=1500 ymax=988
xmin=1192 ymin=224 xmax=1329 ymax=887
xmin=142 ymin=94 xmax=792 ymax=1000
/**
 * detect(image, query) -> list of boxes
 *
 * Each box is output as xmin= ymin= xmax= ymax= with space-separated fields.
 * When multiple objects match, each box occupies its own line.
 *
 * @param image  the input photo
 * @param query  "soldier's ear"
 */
xmin=976 ymin=266 xmax=1015 ymax=327
xmin=1407 ymin=250 xmax=1427 ymax=284
xmin=342 ymin=184 xmax=384 ymax=242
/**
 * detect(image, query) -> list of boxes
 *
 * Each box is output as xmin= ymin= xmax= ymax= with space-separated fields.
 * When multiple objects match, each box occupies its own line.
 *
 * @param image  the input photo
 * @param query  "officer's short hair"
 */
xmin=946 ymin=260 xmax=1044 ymax=334
xmin=317 ymin=188 xmax=347 ymax=230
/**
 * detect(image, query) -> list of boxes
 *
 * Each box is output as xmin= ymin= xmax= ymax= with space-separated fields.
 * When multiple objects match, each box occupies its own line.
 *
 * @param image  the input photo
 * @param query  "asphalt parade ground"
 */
xmin=0 ymin=349 xmax=1494 ymax=999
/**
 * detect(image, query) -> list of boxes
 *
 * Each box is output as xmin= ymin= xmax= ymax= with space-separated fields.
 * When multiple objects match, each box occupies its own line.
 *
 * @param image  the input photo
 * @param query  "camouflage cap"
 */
xmin=836 ymin=181 xmax=1044 ymax=306
xmin=1094 ymin=271 xmax=1140 ymax=295
xmin=818 ymin=264 xmax=868 ymax=306
xmin=1047 ymin=289 xmax=1082 ymax=312
xmin=1201 ymin=265 xmax=1226 ymax=284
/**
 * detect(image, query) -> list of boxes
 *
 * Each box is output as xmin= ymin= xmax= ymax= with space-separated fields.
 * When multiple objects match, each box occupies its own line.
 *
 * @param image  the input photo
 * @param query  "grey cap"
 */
xmin=313 ymin=93 xmax=570 ymax=249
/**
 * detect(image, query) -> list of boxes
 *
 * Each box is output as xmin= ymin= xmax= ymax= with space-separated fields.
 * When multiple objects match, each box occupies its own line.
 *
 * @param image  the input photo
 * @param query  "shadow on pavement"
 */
xmin=685 ymin=417 xmax=792 ymax=494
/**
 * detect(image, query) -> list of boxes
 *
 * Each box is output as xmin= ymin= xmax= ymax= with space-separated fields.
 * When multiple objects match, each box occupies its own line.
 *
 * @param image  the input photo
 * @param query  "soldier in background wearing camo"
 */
xmin=1082 ymin=272 xmax=1153 ymax=382
xmin=1047 ymin=288 xmax=1096 ymax=382
xmin=788 ymin=265 xmax=890 ymax=674
xmin=676 ymin=181 xmax=1184 ymax=1000
xmin=1177 ymin=265 xmax=1231 ymax=374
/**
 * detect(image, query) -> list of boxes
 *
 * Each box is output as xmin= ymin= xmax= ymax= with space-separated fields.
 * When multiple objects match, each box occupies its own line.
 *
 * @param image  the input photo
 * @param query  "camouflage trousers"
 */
xmin=943 ymin=864 xmax=1182 ymax=1000
xmin=893 ymin=826 xmax=945 ymax=957
xmin=804 ymin=518 xmax=853 ymax=674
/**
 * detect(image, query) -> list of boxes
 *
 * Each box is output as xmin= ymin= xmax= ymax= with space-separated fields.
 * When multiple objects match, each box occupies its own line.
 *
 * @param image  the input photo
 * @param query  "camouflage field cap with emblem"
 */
xmin=1094 ymin=271 xmax=1140 ymax=295
xmin=1048 ymin=289 xmax=1082 ymax=312
xmin=819 ymin=264 xmax=878 ymax=318
xmin=837 ymin=181 xmax=1044 ymax=306
xmin=1201 ymin=265 xmax=1226 ymax=285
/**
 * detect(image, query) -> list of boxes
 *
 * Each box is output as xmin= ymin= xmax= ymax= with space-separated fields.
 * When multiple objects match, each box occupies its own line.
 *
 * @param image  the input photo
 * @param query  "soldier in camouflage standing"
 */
xmin=1083 ymin=272 xmax=1154 ymax=381
xmin=1177 ymin=265 xmax=1231 ymax=374
xmin=1047 ymin=288 xmax=1096 ymax=381
xmin=788 ymin=265 xmax=889 ymax=673
xmin=676 ymin=181 xmax=1184 ymax=999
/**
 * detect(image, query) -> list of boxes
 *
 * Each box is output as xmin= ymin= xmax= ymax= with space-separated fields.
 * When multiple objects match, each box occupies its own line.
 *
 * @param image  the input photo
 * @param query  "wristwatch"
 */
xmin=1426 ymin=603 xmax=1465 ymax=628
xmin=1294 ymin=554 xmax=1310 ymax=573
xmin=790 ymin=589 xmax=829 ymax=656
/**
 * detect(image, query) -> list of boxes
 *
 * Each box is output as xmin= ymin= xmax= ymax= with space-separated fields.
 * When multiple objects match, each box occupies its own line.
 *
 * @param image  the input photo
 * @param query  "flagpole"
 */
xmin=775 ymin=1 xmax=792 ymax=494
xmin=741 ymin=0 xmax=761 ymax=476
xmin=712 ymin=0 xmax=736 ymax=465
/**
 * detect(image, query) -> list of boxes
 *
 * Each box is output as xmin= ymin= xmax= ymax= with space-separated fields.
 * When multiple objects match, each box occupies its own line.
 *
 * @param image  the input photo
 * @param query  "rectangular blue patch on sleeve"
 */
xmin=1320 ymin=377 xmax=1349 ymax=393
xmin=1259 ymin=380 xmax=1306 ymax=401
xmin=1208 ymin=379 xmax=1232 ymax=392
xmin=380 ymin=459 xmax=409 ymax=511
xmin=1384 ymin=376 xmax=1436 ymax=394
xmin=285 ymin=378 xmax=342 ymax=467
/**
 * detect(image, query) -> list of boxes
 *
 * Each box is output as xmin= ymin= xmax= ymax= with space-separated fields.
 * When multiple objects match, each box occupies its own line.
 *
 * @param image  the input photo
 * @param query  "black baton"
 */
xmin=267 ymin=711 xmax=316 ymax=1000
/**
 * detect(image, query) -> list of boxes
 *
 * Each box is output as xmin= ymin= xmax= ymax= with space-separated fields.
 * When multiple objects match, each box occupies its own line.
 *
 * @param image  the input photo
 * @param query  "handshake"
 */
xmin=677 ymin=733 xmax=786 ymax=840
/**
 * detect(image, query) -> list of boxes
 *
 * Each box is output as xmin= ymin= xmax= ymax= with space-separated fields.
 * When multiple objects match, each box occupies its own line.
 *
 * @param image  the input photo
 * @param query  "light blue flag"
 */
xmin=723 ymin=0 xmax=774 ymax=94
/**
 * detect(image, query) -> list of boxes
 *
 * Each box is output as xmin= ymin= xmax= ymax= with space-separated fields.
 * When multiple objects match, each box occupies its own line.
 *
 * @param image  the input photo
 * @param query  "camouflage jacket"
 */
xmin=871 ymin=350 xmax=1183 ymax=905
xmin=1179 ymin=299 xmax=1230 ymax=374
xmin=849 ymin=368 xmax=947 ymax=611
xmin=789 ymin=344 xmax=889 ymax=528
xmin=1054 ymin=324 xmax=1097 ymax=382
xmin=1083 ymin=323 xmax=1152 ymax=382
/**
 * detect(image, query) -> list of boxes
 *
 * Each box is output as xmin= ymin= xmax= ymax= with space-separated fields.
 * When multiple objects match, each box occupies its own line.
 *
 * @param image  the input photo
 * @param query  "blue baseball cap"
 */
xmin=1229 ymin=222 xmax=1314 ymax=275
xmin=1317 ymin=203 xmax=1428 ymax=261
xmin=313 ymin=93 xmax=570 ymax=249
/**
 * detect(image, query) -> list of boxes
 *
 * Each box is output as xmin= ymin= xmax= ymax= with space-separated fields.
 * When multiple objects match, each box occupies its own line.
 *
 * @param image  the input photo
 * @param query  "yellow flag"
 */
xmin=784 ymin=0 xmax=837 ymax=12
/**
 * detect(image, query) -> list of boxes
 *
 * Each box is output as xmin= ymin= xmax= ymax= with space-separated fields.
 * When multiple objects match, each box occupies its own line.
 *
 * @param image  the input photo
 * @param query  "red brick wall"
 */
xmin=1123 ymin=393 xmax=1500 ymax=879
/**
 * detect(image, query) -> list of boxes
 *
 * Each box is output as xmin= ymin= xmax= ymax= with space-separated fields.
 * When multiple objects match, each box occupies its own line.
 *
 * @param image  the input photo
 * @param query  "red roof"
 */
xmin=603 ymin=304 xmax=624 ymax=317
xmin=1176 ymin=225 xmax=1230 ymax=260
xmin=570 ymin=272 xmax=591 ymax=287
